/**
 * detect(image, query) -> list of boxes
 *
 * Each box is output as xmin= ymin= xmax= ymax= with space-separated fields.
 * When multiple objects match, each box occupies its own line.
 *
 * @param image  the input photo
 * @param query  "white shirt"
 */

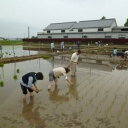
xmin=51 ymin=43 xmax=55 ymax=49
xmin=125 ymin=51 xmax=128 ymax=54
xmin=71 ymin=52 xmax=79 ymax=63
xmin=53 ymin=67 xmax=68 ymax=79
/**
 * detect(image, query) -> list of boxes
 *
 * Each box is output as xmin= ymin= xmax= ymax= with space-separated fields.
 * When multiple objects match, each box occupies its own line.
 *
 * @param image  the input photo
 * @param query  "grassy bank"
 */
xmin=0 ymin=40 xmax=23 ymax=45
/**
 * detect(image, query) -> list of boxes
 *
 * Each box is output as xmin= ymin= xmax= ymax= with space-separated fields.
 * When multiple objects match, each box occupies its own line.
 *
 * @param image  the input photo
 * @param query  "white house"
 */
xmin=37 ymin=19 xmax=128 ymax=39
xmin=0 ymin=37 xmax=4 ymax=40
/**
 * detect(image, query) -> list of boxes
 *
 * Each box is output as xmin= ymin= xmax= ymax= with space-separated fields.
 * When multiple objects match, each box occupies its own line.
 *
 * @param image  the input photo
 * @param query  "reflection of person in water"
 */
xmin=66 ymin=76 xmax=79 ymax=100
xmin=51 ymin=56 xmax=54 ymax=68
xmin=49 ymin=87 xmax=69 ymax=102
xmin=22 ymin=96 xmax=45 ymax=128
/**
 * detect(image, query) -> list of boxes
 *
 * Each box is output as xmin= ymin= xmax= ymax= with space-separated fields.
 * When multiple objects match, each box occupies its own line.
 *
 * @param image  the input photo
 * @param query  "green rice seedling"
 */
xmin=0 ymin=81 xmax=4 ymax=87
xmin=16 ymin=69 xmax=20 ymax=73
xmin=42 ymin=55 xmax=51 ymax=59
xmin=13 ymin=74 xmax=18 ymax=80
xmin=0 ymin=63 xmax=4 ymax=67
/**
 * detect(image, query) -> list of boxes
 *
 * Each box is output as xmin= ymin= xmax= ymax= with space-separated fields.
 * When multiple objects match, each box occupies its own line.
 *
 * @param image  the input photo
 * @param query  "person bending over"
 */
xmin=20 ymin=72 xmax=43 ymax=103
xmin=48 ymin=67 xmax=72 ymax=90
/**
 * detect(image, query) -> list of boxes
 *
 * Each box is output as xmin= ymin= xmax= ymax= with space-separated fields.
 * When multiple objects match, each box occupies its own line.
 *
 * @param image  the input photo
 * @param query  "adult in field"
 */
xmin=69 ymin=50 xmax=81 ymax=76
xmin=51 ymin=42 xmax=55 ymax=52
xmin=48 ymin=67 xmax=72 ymax=90
xmin=20 ymin=72 xmax=44 ymax=103
xmin=60 ymin=41 xmax=65 ymax=52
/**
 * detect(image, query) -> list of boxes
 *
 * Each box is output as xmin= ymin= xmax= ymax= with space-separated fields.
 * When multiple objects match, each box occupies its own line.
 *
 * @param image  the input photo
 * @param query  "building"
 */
xmin=37 ymin=18 xmax=128 ymax=39
xmin=0 ymin=37 xmax=4 ymax=40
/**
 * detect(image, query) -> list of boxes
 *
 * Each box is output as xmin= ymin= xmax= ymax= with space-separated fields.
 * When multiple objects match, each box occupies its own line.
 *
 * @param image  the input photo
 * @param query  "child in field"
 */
xmin=20 ymin=72 xmax=44 ymax=103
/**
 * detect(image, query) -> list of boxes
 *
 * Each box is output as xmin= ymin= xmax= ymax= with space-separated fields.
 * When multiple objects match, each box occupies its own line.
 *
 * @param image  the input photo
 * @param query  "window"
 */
xmin=78 ymin=29 xmax=83 ymax=32
xmin=61 ymin=30 xmax=65 ymax=33
xmin=105 ymin=36 xmax=111 ymax=38
xmin=98 ymin=28 xmax=103 ymax=31
xmin=69 ymin=29 xmax=73 ymax=31
xmin=47 ymin=30 xmax=50 ymax=33
xmin=119 ymin=34 xmax=126 ymax=39
xmin=82 ymin=35 xmax=87 ymax=38
xmin=63 ymin=36 xmax=68 ymax=38
xmin=48 ymin=36 xmax=51 ymax=38
xmin=121 ymin=28 xmax=128 ymax=31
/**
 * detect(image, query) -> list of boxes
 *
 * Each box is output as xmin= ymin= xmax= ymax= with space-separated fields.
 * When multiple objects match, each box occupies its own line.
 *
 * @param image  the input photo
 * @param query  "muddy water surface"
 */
xmin=0 ymin=57 xmax=128 ymax=128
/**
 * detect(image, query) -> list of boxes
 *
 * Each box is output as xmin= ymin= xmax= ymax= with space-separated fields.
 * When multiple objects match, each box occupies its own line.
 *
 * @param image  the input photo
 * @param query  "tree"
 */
xmin=124 ymin=18 xmax=128 ymax=27
xmin=101 ymin=16 xmax=106 ymax=20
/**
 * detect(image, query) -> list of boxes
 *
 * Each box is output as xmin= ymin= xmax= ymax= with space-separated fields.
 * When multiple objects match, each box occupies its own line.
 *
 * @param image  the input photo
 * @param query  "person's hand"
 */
xmin=35 ymin=89 xmax=39 ymax=93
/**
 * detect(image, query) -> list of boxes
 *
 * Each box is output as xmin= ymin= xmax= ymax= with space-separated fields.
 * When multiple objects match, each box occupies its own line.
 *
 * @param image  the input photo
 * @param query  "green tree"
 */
xmin=101 ymin=16 xmax=106 ymax=20
xmin=124 ymin=18 xmax=128 ymax=26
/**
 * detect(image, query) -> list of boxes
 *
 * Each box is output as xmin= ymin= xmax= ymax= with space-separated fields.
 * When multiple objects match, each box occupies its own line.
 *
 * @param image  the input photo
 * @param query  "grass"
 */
xmin=0 ymin=63 xmax=4 ymax=67
xmin=0 ymin=40 xmax=23 ymax=45
xmin=16 ymin=69 xmax=20 ymax=73
xmin=0 ymin=81 xmax=4 ymax=87
xmin=13 ymin=74 xmax=18 ymax=80
xmin=42 ymin=55 xmax=51 ymax=59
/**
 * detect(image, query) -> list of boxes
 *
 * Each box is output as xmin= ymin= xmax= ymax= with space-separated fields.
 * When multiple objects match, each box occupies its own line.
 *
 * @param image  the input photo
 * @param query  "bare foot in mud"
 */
xmin=48 ymin=85 xmax=51 ymax=91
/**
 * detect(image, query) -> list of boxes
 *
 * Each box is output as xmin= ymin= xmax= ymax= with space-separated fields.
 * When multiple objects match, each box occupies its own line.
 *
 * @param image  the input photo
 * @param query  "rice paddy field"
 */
xmin=0 ymin=55 xmax=128 ymax=128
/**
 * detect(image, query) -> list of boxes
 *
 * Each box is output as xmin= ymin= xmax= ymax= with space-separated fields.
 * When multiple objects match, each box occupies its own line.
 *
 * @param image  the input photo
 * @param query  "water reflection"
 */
xmin=14 ymin=62 xmax=17 ymax=75
xmin=0 ymin=66 xmax=4 ymax=79
xmin=66 ymin=77 xmax=79 ymax=100
xmin=38 ymin=58 xmax=41 ymax=69
xmin=49 ymin=88 xmax=69 ymax=102
xmin=51 ymin=56 xmax=54 ymax=68
xmin=22 ymin=96 xmax=45 ymax=128
xmin=1 ymin=45 xmax=38 ymax=58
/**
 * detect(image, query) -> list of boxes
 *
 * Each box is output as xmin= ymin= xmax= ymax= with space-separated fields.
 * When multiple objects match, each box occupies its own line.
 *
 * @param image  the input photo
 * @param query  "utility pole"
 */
xmin=28 ymin=26 xmax=30 ymax=38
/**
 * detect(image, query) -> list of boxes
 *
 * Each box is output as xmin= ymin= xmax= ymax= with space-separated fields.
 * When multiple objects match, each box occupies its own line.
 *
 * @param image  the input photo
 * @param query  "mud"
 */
xmin=0 ymin=57 xmax=128 ymax=128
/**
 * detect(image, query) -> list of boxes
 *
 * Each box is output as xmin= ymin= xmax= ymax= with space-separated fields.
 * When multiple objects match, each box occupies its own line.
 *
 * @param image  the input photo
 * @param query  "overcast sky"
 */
xmin=0 ymin=0 xmax=128 ymax=38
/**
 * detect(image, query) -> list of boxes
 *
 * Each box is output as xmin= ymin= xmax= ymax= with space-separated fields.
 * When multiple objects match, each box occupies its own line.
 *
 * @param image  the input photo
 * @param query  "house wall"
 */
xmin=37 ymin=32 xmax=128 ymax=39
xmin=83 ymin=28 xmax=97 ymax=32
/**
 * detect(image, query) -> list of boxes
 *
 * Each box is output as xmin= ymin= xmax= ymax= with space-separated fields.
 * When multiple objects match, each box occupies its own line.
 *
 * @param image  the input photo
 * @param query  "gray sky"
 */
xmin=0 ymin=0 xmax=128 ymax=38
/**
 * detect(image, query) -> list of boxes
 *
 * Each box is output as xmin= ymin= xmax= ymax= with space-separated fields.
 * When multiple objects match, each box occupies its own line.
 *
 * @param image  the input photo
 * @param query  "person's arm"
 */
xmin=77 ymin=55 xmax=80 ymax=64
xmin=63 ymin=73 xmax=73 ymax=85
xmin=68 ymin=54 xmax=75 ymax=67
xmin=67 ymin=60 xmax=73 ymax=68
xmin=28 ymin=77 xmax=39 ymax=93
xmin=66 ymin=78 xmax=73 ymax=85
xmin=29 ymin=85 xmax=39 ymax=93
xmin=33 ymin=83 xmax=40 ymax=93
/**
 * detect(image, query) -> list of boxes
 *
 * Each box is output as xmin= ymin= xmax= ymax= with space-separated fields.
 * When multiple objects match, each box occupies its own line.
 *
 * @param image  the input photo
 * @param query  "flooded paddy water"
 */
xmin=0 ymin=56 xmax=128 ymax=128
xmin=0 ymin=45 xmax=38 ymax=58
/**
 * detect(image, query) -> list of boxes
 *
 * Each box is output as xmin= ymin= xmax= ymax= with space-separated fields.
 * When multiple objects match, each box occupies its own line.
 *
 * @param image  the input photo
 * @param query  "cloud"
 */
xmin=0 ymin=0 xmax=128 ymax=38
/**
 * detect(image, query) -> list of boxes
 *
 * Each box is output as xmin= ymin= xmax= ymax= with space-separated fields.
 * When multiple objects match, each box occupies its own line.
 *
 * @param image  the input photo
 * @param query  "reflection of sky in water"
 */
xmin=0 ymin=45 xmax=38 ymax=58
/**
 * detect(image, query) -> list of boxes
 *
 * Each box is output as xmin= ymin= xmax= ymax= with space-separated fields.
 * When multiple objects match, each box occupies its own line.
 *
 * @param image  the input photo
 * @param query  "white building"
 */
xmin=0 ymin=37 xmax=4 ymax=40
xmin=37 ymin=19 xmax=128 ymax=39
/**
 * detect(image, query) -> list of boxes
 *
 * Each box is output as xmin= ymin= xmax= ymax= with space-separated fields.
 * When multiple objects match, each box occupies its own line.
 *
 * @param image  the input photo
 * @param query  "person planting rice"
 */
xmin=48 ymin=67 xmax=73 ymax=90
xmin=20 ymin=72 xmax=44 ymax=103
